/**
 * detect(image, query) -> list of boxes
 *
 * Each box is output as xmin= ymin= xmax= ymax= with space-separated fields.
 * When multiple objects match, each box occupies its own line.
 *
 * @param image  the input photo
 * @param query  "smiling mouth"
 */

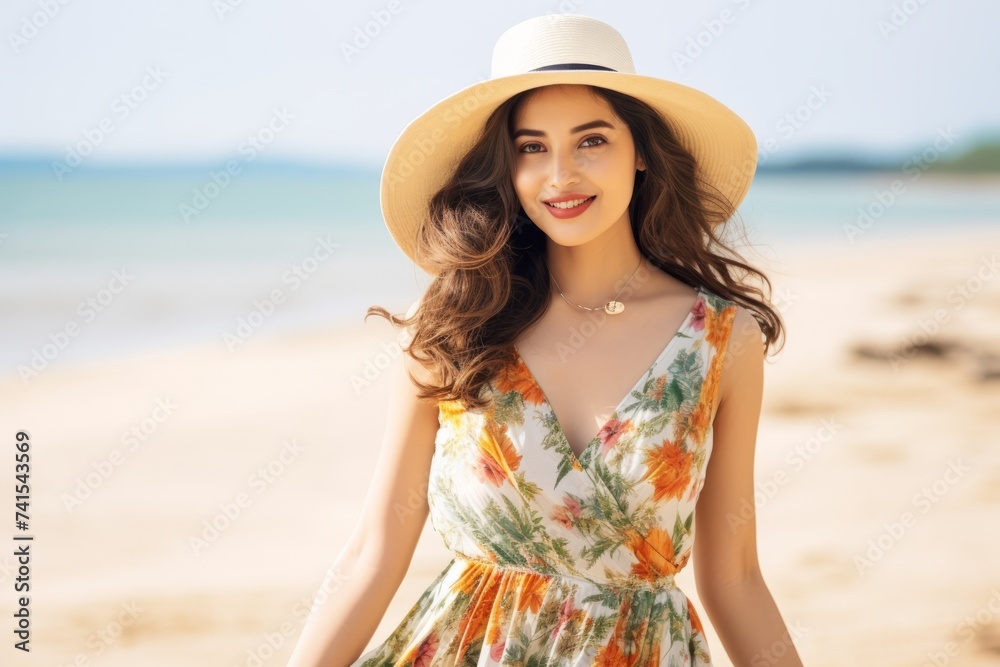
xmin=545 ymin=196 xmax=596 ymax=210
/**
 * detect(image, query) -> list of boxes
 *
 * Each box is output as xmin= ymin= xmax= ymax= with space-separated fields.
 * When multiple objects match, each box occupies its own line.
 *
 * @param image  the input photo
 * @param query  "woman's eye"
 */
xmin=518 ymin=136 xmax=606 ymax=153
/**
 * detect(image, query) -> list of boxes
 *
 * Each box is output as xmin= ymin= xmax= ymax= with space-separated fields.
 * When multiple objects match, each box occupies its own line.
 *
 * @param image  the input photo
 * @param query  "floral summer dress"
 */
xmin=352 ymin=286 xmax=737 ymax=667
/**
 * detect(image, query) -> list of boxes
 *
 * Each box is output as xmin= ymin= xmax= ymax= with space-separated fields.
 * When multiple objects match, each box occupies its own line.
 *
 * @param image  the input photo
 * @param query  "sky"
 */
xmin=2 ymin=0 xmax=998 ymax=171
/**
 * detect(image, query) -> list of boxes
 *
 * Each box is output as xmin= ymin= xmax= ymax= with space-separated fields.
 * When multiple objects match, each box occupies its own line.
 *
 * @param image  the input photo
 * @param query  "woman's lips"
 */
xmin=544 ymin=195 xmax=595 ymax=219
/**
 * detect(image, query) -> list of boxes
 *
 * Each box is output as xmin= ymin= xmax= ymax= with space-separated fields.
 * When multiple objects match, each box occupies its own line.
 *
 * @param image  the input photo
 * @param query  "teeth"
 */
xmin=547 ymin=197 xmax=592 ymax=209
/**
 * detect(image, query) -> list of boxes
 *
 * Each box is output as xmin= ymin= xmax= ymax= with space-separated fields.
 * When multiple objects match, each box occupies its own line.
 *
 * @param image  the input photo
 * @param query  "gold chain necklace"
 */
xmin=548 ymin=255 xmax=643 ymax=316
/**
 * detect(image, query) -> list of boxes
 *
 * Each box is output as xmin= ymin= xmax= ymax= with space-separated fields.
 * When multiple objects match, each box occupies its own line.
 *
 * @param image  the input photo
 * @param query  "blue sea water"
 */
xmin=0 ymin=162 xmax=997 ymax=376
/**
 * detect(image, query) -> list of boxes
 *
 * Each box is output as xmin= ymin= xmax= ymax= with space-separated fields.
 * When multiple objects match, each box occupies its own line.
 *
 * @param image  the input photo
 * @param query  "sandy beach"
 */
xmin=3 ymin=222 xmax=1000 ymax=666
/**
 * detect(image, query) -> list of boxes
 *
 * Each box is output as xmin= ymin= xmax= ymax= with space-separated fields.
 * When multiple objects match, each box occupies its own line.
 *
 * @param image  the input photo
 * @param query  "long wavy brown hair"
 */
xmin=366 ymin=84 xmax=784 ymax=410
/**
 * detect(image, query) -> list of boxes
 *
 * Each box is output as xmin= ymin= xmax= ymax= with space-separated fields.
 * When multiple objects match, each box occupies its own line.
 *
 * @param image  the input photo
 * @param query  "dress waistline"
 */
xmin=453 ymin=551 xmax=679 ymax=593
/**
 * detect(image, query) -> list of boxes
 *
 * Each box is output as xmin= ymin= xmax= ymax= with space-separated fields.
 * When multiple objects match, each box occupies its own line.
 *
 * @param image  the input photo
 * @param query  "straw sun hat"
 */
xmin=380 ymin=13 xmax=758 ymax=275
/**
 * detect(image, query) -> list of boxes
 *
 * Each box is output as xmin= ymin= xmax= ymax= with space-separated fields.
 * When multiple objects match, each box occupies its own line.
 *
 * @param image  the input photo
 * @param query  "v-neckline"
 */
xmin=512 ymin=287 xmax=705 ymax=469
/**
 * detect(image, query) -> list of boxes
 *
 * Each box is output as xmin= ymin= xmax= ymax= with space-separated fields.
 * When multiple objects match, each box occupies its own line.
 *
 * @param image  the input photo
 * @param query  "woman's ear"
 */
xmin=636 ymin=155 xmax=646 ymax=171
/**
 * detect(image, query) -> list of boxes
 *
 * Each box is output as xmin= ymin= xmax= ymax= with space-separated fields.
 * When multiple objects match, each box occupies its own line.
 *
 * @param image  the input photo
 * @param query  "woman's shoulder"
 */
xmin=698 ymin=285 xmax=762 ymax=351
xmin=698 ymin=284 xmax=737 ymax=312
xmin=699 ymin=288 xmax=765 ymax=405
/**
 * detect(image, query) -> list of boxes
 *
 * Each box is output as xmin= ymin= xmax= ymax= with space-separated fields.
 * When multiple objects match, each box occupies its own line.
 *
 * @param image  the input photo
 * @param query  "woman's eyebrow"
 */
xmin=512 ymin=119 xmax=615 ymax=139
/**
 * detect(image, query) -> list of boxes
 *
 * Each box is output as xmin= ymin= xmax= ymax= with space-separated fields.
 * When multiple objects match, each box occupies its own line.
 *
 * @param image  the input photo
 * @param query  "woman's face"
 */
xmin=511 ymin=84 xmax=645 ymax=246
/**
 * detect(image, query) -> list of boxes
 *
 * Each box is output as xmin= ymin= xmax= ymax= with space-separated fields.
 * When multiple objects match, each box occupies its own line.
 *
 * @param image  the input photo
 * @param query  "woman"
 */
xmin=289 ymin=14 xmax=802 ymax=667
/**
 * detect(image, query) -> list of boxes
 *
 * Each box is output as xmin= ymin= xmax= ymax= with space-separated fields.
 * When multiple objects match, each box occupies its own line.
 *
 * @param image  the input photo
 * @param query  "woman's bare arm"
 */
xmin=693 ymin=306 xmax=805 ymax=666
xmin=287 ymin=328 xmax=441 ymax=667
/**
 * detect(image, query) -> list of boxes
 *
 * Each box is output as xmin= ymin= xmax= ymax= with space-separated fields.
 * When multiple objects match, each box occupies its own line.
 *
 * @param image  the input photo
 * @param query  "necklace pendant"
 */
xmin=604 ymin=300 xmax=625 ymax=315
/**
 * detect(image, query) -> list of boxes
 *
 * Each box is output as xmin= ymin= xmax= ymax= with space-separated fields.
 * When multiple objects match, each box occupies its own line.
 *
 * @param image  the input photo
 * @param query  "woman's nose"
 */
xmin=548 ymin=148 xmax=582 ymax=188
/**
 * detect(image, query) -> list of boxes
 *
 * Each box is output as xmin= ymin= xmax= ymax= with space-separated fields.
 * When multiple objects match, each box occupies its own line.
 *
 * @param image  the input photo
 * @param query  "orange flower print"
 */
xmin=648 ymin=375 xmax=667 ymax=402
xmin=353 ymin=289 xmax=741 ymax=667
xmin=486 ymin=575 xmax=515 ymax=646
xmin=454 ymin=568 xmax=502 ymax=661
xmin=687 ymin=596 xmax=706 ymax=637
xmin=473 ymin=417 xmax=522 ymax=487
xmin=687 ymin=340 xmax=726 ymax=447
xmin=401 ymin=630 xmax=438 ymax=667
xmin=594 ymin=595 xmax=633 ymax=667
xmin=452 ymin=560 xmax=488 ymax=596
xmin=626 ymin=526 xmax=679 ymax=581
xmin=705 ymin=303 xmax=736 ymax=352
xmin=438 ymin=399 xmax=465 ymax=430
xmin=597 ymin=417 xmax=631 ymax=455
xmin=550 ymin=493 xmax=583 ymax=530
xmin=494 ymin=352 xmax=547 ymax=406
xmin=594 ymin=639 xmax=629 ymax=667
xmin=515 ymin=571 xmax=550 ymax=614
xmin=640 ymin=438 xmax=693 ymax=503
xmin=675 ymin=547 xmax=692 ymax=571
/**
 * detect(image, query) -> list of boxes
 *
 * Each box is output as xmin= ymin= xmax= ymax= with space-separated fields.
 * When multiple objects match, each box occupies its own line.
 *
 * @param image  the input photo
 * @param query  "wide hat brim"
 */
xmin=380 ymin=69 xmax=758 ymax=275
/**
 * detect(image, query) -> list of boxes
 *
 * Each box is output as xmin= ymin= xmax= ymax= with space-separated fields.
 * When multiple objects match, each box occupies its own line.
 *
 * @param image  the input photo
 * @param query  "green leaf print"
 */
xmin=581 ymin=534 xmax=618 ymax=565
xmin=549 ymin=536 xmax=572 ymax=562
xmin=370 ymin=290 xmax=741 ymax=667
xmin=672 ymin=514 xmax=686 ymax=558
xmin=553 ymin=454 xmax=575 ymax=488
xmin=671 ymin=511 xmax=695 ymax=559
xmin=513 ymin=470 xmax=542 ymax=502
xmin=492 ymin=387 xmax=528 ymax=427
xmin=668 ymin=347 xmax=705 ymax=404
